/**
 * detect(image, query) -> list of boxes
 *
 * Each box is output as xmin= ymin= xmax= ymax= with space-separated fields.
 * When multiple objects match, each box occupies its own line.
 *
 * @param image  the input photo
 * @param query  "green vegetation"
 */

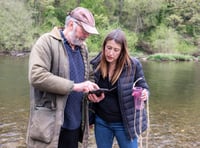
xmin=0 ymin=0 xmax=35 ymax=52
xmin=0 ymin=0 xmax=200 ymax=61
xmin=147 ymin=24 xmax=197 ymax=54
xmin=147 ymin=53 xmax=195 ymax=61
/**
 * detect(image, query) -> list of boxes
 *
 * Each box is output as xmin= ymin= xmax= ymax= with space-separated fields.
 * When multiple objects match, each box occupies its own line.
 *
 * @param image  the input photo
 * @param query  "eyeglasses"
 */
xmin=73 ymin=21 xmax=89 ymax=36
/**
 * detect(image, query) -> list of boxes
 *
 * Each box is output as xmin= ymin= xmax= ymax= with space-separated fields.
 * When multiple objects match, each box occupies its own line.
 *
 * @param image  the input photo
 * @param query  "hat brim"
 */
xmin=81 ymin=22 xmax=99 ymax=35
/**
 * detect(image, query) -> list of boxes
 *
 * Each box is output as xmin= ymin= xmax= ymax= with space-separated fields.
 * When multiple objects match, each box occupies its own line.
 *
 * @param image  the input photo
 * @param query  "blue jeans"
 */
xmin=95 ymin=115 xmax=138 ymax=148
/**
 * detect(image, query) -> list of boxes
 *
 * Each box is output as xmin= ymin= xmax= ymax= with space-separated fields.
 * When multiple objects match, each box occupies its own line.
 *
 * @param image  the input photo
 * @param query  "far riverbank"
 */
xmin=0 ymin=50 xmax=199 ymax=62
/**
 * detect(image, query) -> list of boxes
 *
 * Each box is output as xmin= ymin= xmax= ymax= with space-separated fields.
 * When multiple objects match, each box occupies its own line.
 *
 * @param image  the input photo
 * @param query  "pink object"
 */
xmin=132 ymin=87 xmax=144 ymax=110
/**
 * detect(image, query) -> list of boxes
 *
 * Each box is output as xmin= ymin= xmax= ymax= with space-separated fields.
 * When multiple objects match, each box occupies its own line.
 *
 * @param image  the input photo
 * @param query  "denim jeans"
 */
xmin=95 ymin=115 xmax=138 ymax=148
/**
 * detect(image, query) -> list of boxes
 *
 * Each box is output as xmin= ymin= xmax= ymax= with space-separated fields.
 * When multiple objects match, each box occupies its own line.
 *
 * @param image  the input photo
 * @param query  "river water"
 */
xmin=0 ymin=56 xmax=200 ymax=148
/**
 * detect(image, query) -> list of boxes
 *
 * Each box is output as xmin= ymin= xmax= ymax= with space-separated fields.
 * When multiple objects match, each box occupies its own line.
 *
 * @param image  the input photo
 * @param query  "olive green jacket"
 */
xmin=26 ymin=27 xmax=90 ymax=148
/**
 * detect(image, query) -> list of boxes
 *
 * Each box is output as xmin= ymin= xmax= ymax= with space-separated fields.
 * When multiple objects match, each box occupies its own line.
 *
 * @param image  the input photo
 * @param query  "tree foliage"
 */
xmin=123 ymin=0 xmax=166 ymax=32
xmin=0 ymin=0 xmax=34 ymax=51
xmin=166 ymin=0 xmax=200 ymax=37
xmin=148 ymin=24 xmax=196 ymax=54
xmin=0 ymin=0 xmax=200 ymax=55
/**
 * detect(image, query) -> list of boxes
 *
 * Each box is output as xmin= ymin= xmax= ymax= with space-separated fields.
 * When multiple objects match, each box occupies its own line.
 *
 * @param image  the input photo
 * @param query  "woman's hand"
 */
xmin=141 ymin=89 xmax=149 ymax=101
xmin=87 ymin=93 xmax=105 ymax=103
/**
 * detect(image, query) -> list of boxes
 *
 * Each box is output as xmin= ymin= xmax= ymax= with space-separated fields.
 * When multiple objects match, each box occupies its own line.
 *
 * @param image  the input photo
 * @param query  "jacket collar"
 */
xmin=49 ymin=26 xmax=63 ymax=41
xmin=90 ymin=52 xmax=102 ymax=66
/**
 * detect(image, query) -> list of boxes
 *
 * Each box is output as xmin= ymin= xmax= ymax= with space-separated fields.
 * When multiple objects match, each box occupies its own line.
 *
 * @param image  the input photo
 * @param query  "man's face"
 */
xmin=69 ymin=21 xmax=89 ymax=46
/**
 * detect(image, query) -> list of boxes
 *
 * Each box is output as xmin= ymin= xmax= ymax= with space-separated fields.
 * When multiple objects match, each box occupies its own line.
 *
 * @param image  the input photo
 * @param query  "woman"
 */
xmin=89 ymin=29 xmax=149 ymax=148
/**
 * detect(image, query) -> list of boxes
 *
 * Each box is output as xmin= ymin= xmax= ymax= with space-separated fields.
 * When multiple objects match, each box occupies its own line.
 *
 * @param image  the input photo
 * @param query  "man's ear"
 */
xmin=68 ymin=20 xmax=74 ymax=30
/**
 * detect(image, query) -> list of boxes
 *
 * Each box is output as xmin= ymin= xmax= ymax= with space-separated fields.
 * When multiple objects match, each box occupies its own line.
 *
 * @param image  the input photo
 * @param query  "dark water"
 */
xmin=0 ymin=56 xmax=200 ymax=148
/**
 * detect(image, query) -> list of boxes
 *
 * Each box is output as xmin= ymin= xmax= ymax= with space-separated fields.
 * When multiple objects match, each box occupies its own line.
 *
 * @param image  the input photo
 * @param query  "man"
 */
xmin=26 ymin=7 xmax=103 ymax=148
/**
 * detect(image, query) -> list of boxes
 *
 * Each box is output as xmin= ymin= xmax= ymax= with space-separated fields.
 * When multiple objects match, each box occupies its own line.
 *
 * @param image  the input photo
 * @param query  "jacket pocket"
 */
xmin=30 ymin=107 xmax=55 ymax=144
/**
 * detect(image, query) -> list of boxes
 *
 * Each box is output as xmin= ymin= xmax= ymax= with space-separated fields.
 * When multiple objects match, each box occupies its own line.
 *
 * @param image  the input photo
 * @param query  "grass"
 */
xmin=146 ymin=53 xmax=196 ymax=61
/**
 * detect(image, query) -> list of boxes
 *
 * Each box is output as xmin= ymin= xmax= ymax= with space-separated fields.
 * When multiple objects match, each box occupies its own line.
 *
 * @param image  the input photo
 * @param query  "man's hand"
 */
xmin=73 ymin=81 xmax=99 ymax=92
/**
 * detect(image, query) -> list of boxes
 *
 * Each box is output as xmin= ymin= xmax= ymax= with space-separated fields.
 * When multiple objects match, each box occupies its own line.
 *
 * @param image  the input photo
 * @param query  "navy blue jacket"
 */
xmin=90 ymin=54 xmax=149 ymax=140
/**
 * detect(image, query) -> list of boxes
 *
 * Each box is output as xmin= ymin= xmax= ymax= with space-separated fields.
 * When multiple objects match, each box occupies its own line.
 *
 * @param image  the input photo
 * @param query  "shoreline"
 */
xmin=0 ymin=51 xmax=30 ymax=57
xmin=0 ymin=51 xmax=199 ymax=62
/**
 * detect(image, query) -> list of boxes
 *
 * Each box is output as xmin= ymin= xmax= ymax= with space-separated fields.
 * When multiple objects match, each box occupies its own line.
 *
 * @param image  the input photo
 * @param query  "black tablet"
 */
xmin=89 ymin=87 xmax=117 ymax=97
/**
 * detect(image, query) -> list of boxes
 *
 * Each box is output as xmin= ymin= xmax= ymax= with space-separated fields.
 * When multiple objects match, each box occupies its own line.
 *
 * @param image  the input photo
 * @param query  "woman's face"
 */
xmin=104 ymin=40 xmax=121 ymax=65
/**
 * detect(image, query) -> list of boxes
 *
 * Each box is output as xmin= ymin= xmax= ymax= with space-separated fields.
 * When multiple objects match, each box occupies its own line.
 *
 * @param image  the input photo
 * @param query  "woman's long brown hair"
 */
xmin=96 ymin=29 xmax=132 ymax=85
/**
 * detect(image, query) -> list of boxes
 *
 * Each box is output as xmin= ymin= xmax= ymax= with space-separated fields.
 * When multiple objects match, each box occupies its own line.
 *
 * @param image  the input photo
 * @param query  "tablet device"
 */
xmin=89 ymin=87 xmax=117 ymax=97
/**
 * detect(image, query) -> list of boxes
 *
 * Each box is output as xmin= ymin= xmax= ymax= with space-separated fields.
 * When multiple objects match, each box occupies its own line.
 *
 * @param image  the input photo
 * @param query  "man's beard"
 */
xmin=69 ymin=26 xmax=86 ymax=46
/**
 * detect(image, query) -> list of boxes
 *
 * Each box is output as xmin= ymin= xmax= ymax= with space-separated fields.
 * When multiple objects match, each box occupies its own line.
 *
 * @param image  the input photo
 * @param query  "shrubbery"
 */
xmin=147 ymin=24 xmax=197 ymax=55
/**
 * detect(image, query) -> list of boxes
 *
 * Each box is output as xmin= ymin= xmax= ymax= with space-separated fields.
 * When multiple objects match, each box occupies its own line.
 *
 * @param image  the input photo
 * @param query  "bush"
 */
xmin=148 ymin=24 xmax=197 ymax=54
xmin=149 ymin=24 xmax=179 ymax=53
xmin=147 ymin=53 xmax=194 ymax=61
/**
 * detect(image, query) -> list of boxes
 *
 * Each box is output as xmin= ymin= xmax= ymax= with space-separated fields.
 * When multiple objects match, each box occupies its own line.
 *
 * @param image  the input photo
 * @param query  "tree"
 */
xmin=166 ymin=0 xmax=200 ymax=36
xmin=122 ymin=0 xmax=165 ymax=33
xmin=0 ymin=0 xmax=34 ymax=51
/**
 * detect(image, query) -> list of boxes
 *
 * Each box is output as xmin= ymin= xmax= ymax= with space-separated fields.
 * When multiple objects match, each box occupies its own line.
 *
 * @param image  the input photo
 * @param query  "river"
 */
xmin=0 ymin=56 xmax=200 ymax=148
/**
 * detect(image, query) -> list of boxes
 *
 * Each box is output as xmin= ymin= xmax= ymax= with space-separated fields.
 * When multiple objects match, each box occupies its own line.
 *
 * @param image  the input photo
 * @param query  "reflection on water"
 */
xmin=143 ymin=61 xmax=200 ymax=148
xmin=0 ymin=56 xmax=200 ymax=148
